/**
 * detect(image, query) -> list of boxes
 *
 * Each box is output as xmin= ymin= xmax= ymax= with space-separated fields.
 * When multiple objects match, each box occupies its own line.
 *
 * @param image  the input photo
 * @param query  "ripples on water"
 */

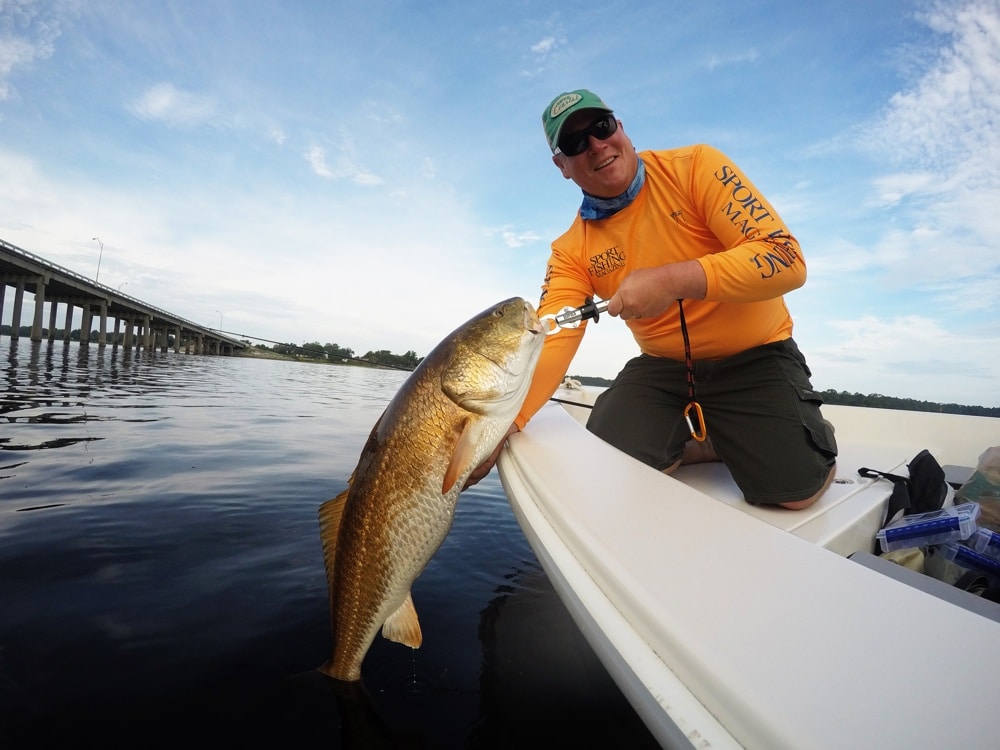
xmin=0 ymin=339 xmax=657 ymax=748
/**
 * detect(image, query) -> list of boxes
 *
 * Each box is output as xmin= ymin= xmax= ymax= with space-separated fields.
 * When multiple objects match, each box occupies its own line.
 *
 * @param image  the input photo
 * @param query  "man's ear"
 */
xmin=552 ymin=153 xmax=572 ymax=179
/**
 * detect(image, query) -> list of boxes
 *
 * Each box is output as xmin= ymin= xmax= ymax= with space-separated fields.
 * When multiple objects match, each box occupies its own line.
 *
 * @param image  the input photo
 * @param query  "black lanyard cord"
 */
xmin=678 ymin=299 xmax=706 ymax=441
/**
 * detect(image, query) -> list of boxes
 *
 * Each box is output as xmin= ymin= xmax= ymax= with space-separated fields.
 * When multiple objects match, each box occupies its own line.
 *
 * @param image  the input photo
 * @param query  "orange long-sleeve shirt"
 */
xmin=515 ymin=144 xmax=806 ymax=429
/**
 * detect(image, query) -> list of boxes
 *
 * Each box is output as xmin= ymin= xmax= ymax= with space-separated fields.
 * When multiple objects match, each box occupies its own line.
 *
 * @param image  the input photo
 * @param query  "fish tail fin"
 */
xmin=381 ymin=591 xmax=423 ymax=648
xmin=318 ymin=489 xmax=349 ymax=591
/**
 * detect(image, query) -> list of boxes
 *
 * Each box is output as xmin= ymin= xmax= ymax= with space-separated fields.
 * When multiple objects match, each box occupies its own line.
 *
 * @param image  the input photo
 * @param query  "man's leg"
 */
xmin=697 ymin=340 xmax=838 ymax=509
xmin=586 ymin=354 xmax=690 ymax=472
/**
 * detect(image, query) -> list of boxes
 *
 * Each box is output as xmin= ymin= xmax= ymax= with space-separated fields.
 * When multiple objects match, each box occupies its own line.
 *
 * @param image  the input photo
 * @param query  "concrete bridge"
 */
xmin=0 ymin=237 xmax=246 ymax=355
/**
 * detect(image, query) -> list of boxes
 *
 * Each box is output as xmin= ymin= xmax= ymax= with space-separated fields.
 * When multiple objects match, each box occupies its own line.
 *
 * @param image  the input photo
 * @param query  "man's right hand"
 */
xmin=607 ymin=261 xmax=707 ymax=320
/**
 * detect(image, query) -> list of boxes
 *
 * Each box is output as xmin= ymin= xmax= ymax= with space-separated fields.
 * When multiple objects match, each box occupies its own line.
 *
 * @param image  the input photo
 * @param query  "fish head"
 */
xmin=440 ymin=297 xmax=545 ymax=416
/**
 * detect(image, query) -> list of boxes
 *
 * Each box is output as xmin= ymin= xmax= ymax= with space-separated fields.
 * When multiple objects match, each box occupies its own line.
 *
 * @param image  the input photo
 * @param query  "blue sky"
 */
xmin=2 ymin=0 xmax=998 ymax=407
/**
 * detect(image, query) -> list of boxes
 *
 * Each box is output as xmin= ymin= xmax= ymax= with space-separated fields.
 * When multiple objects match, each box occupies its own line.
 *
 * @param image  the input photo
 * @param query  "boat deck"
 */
xmin=673 ymin=441 xmax=904 ymax=556
xmin=561 ymin=385 xmax=984 ymax=557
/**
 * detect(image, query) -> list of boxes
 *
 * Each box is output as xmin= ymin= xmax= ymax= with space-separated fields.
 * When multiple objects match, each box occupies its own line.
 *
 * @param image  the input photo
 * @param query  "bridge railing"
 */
xmin=1 ymin=237 xmax=237 ymax=341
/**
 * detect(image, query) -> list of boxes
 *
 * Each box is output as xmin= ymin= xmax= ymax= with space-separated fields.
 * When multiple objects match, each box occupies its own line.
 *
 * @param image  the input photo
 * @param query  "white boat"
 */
xmin=497 ymin=382 xmax=1000 ymax=749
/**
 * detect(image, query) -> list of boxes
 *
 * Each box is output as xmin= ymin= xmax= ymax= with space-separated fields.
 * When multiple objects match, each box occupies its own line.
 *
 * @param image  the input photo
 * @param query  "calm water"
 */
xmin=0 ymin=339 xmax=657 ymax=748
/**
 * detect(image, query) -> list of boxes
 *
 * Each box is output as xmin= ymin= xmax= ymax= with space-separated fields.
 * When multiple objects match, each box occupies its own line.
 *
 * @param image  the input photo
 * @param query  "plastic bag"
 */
xmin=956 ymin=447 xmax=1000 ymax=532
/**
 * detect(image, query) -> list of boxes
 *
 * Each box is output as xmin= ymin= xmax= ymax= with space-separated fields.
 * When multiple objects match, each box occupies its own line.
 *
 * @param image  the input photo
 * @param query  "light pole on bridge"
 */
xmin=91 ymin=237 xmax=104 ymax=283
xmin=216 ymin=310 xmax=223 ymax=331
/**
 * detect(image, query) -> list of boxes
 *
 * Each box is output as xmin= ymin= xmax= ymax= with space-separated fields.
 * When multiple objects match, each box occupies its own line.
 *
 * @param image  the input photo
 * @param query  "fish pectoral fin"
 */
xmin=381 ymin=591 xmax=423 ymax=648
xmin=318 ymin=488 xmax=350 ymax=586
xmin=442 ymin=417 xmax=479 ymax=494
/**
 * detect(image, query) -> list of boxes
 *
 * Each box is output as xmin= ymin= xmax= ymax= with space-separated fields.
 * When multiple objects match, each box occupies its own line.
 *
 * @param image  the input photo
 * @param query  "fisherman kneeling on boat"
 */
xmin=466 ymin=89 xmax=838 ymax=511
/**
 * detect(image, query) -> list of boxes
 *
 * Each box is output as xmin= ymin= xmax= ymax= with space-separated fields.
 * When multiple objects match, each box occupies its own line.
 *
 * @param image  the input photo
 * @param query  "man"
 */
xmin=468 ymin=89 xmax=836 ymax=509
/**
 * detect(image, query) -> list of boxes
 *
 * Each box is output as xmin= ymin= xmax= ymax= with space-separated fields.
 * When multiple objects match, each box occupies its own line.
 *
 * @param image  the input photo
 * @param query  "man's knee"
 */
xmin=778 ymin=495 xmax=819 ymax=511
xmin=777 ymin=463 xmax=837 ymax=510
xmin=681 ymin=436 xmax=720 ymax=466
xmin=661 ymin=458 xmax=682 ymax=475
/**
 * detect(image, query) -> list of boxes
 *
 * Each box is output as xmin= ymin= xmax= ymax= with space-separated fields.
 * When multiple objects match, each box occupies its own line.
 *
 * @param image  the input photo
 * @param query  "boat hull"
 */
xmin=498 ymin=392 xmax=1000 ymax=749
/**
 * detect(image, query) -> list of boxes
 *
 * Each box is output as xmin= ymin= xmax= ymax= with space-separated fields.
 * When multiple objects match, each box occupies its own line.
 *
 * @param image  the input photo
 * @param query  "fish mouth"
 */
xmin=524 ymin=302 xmax=544 ymax=335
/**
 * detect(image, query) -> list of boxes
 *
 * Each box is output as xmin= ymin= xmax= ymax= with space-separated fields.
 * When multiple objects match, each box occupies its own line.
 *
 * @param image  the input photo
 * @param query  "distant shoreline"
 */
xmin=230 ymin=350 xmax=998 ymax=417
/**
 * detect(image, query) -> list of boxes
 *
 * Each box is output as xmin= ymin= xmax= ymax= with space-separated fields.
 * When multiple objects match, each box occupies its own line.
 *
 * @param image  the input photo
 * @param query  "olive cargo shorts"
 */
xmin=586 ymin=338 xmax=838 ymax=505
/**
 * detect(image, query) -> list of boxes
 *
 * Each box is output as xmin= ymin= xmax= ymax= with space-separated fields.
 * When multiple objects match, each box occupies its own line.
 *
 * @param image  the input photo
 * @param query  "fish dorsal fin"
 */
xmin=381 ymin=591 xmax=423 ymax=648
xmin=442 ymin=417 xmax=478 ymax=494
xmin=318 ymin=488 xmax=350 ymax=587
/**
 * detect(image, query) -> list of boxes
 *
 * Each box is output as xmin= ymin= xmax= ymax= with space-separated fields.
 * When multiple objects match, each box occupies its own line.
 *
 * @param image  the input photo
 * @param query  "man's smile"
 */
xmin=594 ymin=155 xmax=616 ymax=171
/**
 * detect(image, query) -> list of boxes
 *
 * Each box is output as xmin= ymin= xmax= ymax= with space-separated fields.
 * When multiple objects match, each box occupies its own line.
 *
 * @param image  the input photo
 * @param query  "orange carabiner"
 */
xmin=683 ymin=401 xmax=707 ymax=442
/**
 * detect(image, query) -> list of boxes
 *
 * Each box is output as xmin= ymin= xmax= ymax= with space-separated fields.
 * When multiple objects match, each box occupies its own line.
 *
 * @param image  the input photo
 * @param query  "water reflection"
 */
xmin=301 ymin=565 xmax=660 ymax=748
xmin=0 ymin=339 xmax=657 ymax=748
xmin=1 ymin=340 xmax=167 ymax=454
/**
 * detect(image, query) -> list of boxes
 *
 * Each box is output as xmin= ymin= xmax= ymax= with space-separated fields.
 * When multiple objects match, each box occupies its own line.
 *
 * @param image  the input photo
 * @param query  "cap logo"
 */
xmin=549 ymin=92 xmax=583 ymax=119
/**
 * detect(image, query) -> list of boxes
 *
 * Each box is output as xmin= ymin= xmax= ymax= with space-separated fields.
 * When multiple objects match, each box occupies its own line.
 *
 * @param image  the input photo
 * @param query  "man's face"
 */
xmin=552 ymin=110 xmax=638 ymax=198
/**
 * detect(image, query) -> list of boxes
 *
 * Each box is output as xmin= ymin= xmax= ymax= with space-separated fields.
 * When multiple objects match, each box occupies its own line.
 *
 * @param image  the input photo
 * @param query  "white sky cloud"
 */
xmin=531 ymin=36 xmax=558 ymax=56
xmin=0 ymin=0 xmax=63 ymax=100
xmin=305 ymin=145 xmax=333 ymax=178
xmin=705 ymin=49 xmax=759 ymax=70
xmin=128 ymin=82 xmax=216 ymax=127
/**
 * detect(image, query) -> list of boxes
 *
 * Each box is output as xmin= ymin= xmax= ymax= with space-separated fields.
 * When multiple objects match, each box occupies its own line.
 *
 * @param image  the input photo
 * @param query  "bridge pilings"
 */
xmin=2 ymin=239 xmax=244 ymax=356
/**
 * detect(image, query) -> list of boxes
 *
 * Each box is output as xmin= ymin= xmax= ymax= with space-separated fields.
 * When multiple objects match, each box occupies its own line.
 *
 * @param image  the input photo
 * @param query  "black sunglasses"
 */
xmin=555 ymin=114 xmax=618 ymax=157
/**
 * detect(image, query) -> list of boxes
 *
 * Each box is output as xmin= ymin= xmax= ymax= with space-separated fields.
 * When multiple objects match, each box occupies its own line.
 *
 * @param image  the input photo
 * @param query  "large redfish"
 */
xmin=318 ymin=297 xmax=545 ymax=681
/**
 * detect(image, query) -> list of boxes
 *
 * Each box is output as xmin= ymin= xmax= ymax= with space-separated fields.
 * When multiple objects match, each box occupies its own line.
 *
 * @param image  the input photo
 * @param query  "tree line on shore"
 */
xmin=253 ymin=340 xmax=999 ymax=418
xmin=567 ymin=375 xmax=998 ymax=418
xmin=257 ymin=340 xmax=421 ymax=371
xmin=813 ymin=389 xmax=1000 ymax=417
xmin=4 ymin=325 xmax=995 ymax=417
xmin=572 ymin=375 xmax=1000 ymax=417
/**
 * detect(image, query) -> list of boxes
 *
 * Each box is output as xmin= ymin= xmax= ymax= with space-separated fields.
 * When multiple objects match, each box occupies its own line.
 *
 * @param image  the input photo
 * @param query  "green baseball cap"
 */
xmin=542 ymin=89 xmax=613 ymax=153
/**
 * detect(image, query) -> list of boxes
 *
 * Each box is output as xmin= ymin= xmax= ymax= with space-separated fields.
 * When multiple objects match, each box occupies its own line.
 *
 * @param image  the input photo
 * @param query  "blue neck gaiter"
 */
xmin=579 ymin=156 xmax=646 ymax=221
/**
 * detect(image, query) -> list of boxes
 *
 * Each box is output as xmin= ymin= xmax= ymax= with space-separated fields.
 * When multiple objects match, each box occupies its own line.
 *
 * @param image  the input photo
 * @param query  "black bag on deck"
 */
xmin=859 ymin=449 xmax=949 ymax=528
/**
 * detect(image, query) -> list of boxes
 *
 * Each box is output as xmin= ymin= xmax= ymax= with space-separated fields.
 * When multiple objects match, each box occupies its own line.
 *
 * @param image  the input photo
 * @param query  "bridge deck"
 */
xmin=0 ymin=237 xmax=244 ymax=353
